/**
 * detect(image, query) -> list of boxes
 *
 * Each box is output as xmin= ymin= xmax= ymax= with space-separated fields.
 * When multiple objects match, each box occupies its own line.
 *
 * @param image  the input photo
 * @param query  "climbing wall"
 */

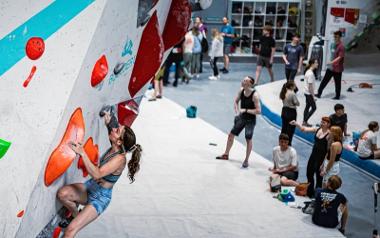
xmin=0 ymin=0 xmax=193 ymax=237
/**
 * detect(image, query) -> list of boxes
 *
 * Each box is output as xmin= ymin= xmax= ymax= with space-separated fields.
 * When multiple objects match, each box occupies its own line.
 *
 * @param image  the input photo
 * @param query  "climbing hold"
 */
xmin=0 ymin=138 xmax=11 ymax=160
xmin=23 ymin=66 xmax=37 ymax=88
xmin=113 ymin=62 xmax=125 ymax=75
xmin=44 ymin=108 xmax=85 ymax=186
xmin=162 ymin=0 xmax=191 ymax=51
xmin=128 ymin=11 xmax=163 ymax=98
xmin=118 ymin=99 xmax=139 ymax=127
xmin=52 ymin=227 xmax=62 ymax=238
xmin=91 ymin=55 xmax=108 ymax=87
xmin=77 ymin=137 xmax=99 ymax=177
xmin=25 ymin=37 xmax=45 ymax=60
xmin=17 ymin=210 xmax=24 ymax=218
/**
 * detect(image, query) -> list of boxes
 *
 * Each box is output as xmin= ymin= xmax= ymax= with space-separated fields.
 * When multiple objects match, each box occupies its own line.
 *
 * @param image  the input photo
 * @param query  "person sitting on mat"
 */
xmin=269 ymin=133 xmax=299 ymax=186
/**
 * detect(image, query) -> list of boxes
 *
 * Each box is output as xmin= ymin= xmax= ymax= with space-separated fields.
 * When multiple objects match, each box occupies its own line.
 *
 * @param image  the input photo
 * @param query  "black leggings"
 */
xmin=317 ymin=69 xmax=342 ymax=98
xmin=211 ymin=57 xmax=220 ymax=76
xmin=306 ymin=156 xmax=323 ymax=197
xmin=281 ymin=107 xmax=297 ymax=145
xmin=304 ymin=94 xmax=317 ymax=123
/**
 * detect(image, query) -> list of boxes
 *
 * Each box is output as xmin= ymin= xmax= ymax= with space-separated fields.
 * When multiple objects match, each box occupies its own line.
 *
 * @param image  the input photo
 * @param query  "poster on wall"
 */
xmin=330 ymin=7 xmax=345 ymax=25
xmin=345 ymin=8 xmax=360 ymax=26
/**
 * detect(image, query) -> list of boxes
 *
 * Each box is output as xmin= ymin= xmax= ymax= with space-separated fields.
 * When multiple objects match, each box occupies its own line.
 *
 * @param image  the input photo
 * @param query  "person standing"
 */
xmin=220 ymin=17 xmax=235 ymax=74
xmin=208 ymin=28 xmax=223 ymax=80
xmin=320 ymin=126 xmax=343 ymax=188
xmin=182 ymin=30 xmax=195 ymax=84
xmin=216 ymin=76 xmax=261 ymax=168
xmin=162 ymin=40 xmax=183 ymax=87
xmin=195 ymin=16 xmax=207 ymax=73
xmin=291 ymin=117 xmax=330 ymax=198
xmin=303 ymin=58 xmax=318 ymax=126
xmin=282 ymin=34 xmax=304 ymax=81
xmin=255 ymin=25 xmax=276 ymax=85
xmin=316 ymin=31 xmax=345 ymax=100
xmin=191 ymin=27 xmax=203 ymax=79
xmin=279 ymin=81 xmax=299 ymax=145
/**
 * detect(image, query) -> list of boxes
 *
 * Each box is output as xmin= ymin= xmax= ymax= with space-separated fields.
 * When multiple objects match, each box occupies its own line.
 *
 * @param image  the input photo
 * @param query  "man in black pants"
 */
xmin=316 ymin=31 xmax=345 ymax=100
xmin=282 ymin=34 xmax=304 ymax=82
xmin=163 ymin=41 xmax=183 ymax=87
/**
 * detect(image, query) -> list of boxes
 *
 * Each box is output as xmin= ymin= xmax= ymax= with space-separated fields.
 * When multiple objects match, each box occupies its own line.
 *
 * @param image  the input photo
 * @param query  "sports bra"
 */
xmin=99 ymin=148 xmax=124 ymax=183
xmin=327 ymin=141 xmax=342 ymax=162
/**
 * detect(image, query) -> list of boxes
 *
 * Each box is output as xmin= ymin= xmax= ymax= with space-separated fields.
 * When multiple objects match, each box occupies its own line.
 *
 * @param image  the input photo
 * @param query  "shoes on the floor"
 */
xmin=209 ymin=76 xmax=217 ymax=80
xmin=216 ymin=154 xmax=229 ymax=160
xmin=148 ymin=98 xmax=156 ymax=101
xmin=315 ymin=94 xmax=321 ymax=98
xmin=338 ymin=227 xmax=345 ymax=235
xmin=156 ymin=95 xmax=162 ymax=99
xmin=242 ymin=160 xmax=249 ymax=168
xmin=222 ymin=68 xmax=229 ymax=74
xmin=332 ymin=96 xmax=340 ymax=100
xmin=302 ymin=122 xmax=312 ymax=127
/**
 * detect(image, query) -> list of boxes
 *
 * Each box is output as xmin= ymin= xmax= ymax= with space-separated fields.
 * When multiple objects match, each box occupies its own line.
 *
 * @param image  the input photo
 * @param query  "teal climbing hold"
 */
xmin=0 ymin=138 xmax=11 ymax=160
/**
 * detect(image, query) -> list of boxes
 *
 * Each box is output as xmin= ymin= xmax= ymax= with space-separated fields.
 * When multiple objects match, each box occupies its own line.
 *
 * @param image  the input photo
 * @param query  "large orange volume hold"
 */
xmin=44 ymin=108 xmax=85 ymax=186
xmin=77 ymin=137 xmax=99 ymax=177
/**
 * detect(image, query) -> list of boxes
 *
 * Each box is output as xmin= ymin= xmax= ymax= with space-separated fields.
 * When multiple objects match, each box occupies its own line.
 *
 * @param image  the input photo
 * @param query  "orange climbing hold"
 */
xmin=91 ymin=55 xmax=109 ymax=87
xmin=17 ymin=210 xmax=24 ymax=218
xmin=44 ymin=108 xmax=85 ymax=186
xmin=78 ymin=137 xmax=99 ymax=177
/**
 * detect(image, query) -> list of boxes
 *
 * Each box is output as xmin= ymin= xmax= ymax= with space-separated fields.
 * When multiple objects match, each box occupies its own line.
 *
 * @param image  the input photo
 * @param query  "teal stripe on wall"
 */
xmin=0 ymin=0 xmax=95 ymax=77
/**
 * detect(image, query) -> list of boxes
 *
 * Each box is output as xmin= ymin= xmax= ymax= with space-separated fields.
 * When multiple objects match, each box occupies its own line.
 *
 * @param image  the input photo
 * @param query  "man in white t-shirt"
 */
xmin=269 ymin=133 xmax=299 ymax=186
xmin=357 ymin=121 xmax=380 ymax=160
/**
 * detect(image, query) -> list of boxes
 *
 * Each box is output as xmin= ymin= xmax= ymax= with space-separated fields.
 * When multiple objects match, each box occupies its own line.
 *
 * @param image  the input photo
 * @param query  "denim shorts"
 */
xmin=85 ymin=179 xmax=112 ymax=215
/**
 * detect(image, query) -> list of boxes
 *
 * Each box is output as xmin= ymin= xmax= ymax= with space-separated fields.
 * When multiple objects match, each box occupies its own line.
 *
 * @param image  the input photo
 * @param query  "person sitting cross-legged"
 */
xmin=269 ymin=133 xmax=299 ymax=186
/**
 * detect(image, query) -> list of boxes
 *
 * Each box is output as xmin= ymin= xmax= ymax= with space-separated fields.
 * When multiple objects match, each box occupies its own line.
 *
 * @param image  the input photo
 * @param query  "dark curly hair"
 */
xmin=122 ymin=126 xmax=142 ymax=183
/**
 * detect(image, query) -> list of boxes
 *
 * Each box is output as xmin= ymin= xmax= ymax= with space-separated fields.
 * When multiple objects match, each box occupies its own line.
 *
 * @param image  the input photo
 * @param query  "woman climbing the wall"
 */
xmin=57 ymin=111 xmax=142 ymax=238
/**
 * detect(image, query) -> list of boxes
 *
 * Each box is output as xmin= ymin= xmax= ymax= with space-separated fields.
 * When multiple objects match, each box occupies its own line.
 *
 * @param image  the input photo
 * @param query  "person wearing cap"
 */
xmin=216 ymin=76 xmax=261 ymax=168
xmin=282 ymin=33 xmax=304 ymax=82
xmin=56 ymin=111 xmax=142 ymax=238
xmin=316 ymin=31 xmax=345 ymax=100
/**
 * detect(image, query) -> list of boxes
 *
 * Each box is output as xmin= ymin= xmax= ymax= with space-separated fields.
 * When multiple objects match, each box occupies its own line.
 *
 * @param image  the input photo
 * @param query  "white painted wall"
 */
xmin=0 ymin=0 xmax=173 ymax=237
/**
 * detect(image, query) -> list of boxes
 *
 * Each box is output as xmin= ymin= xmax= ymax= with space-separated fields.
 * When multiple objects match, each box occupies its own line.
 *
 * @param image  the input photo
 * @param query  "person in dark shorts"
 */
xmin=329 ymin=103 xmax=349 ymax=136
xmin=220 ymin=17 xmax=235 ymax=74
xmin=269 ymin=133 xmax=299 ymax=186
xmin=216 ymin=76 xmax=261 ymax=168
xmin=255 ymin=25 xmax=275 ymax=84
xmin=312 ymin=175 xmax=348 ymax=235
xmin=282 ymin=33 xmax=304 ymax=81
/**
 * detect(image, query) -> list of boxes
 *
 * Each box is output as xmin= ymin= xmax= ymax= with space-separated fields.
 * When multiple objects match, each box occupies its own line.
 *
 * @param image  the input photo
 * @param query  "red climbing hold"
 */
xmin=118 ymin=99 xmax=139 ymax=127
xmin=162 ymin=0 xmax=191 ymax=51
xmin=128 ymin=11 xmax=163 ymax=98
xmin=25 ymin=37 xmax=45 ymax=60
xmin=23 ymin=66 xmax=37 ymax=87
xmin=44 ymin=108 xmax=85 ymax=186
xmin=77 ymin=137 xmax=99 ymax=177
xmin=52 ymin=227 xmax=62 ymax=238
xmin=17 ymin=210 xmax=24 ymax=218
xmin=91 ymin=55 xmax=108 ymax=87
